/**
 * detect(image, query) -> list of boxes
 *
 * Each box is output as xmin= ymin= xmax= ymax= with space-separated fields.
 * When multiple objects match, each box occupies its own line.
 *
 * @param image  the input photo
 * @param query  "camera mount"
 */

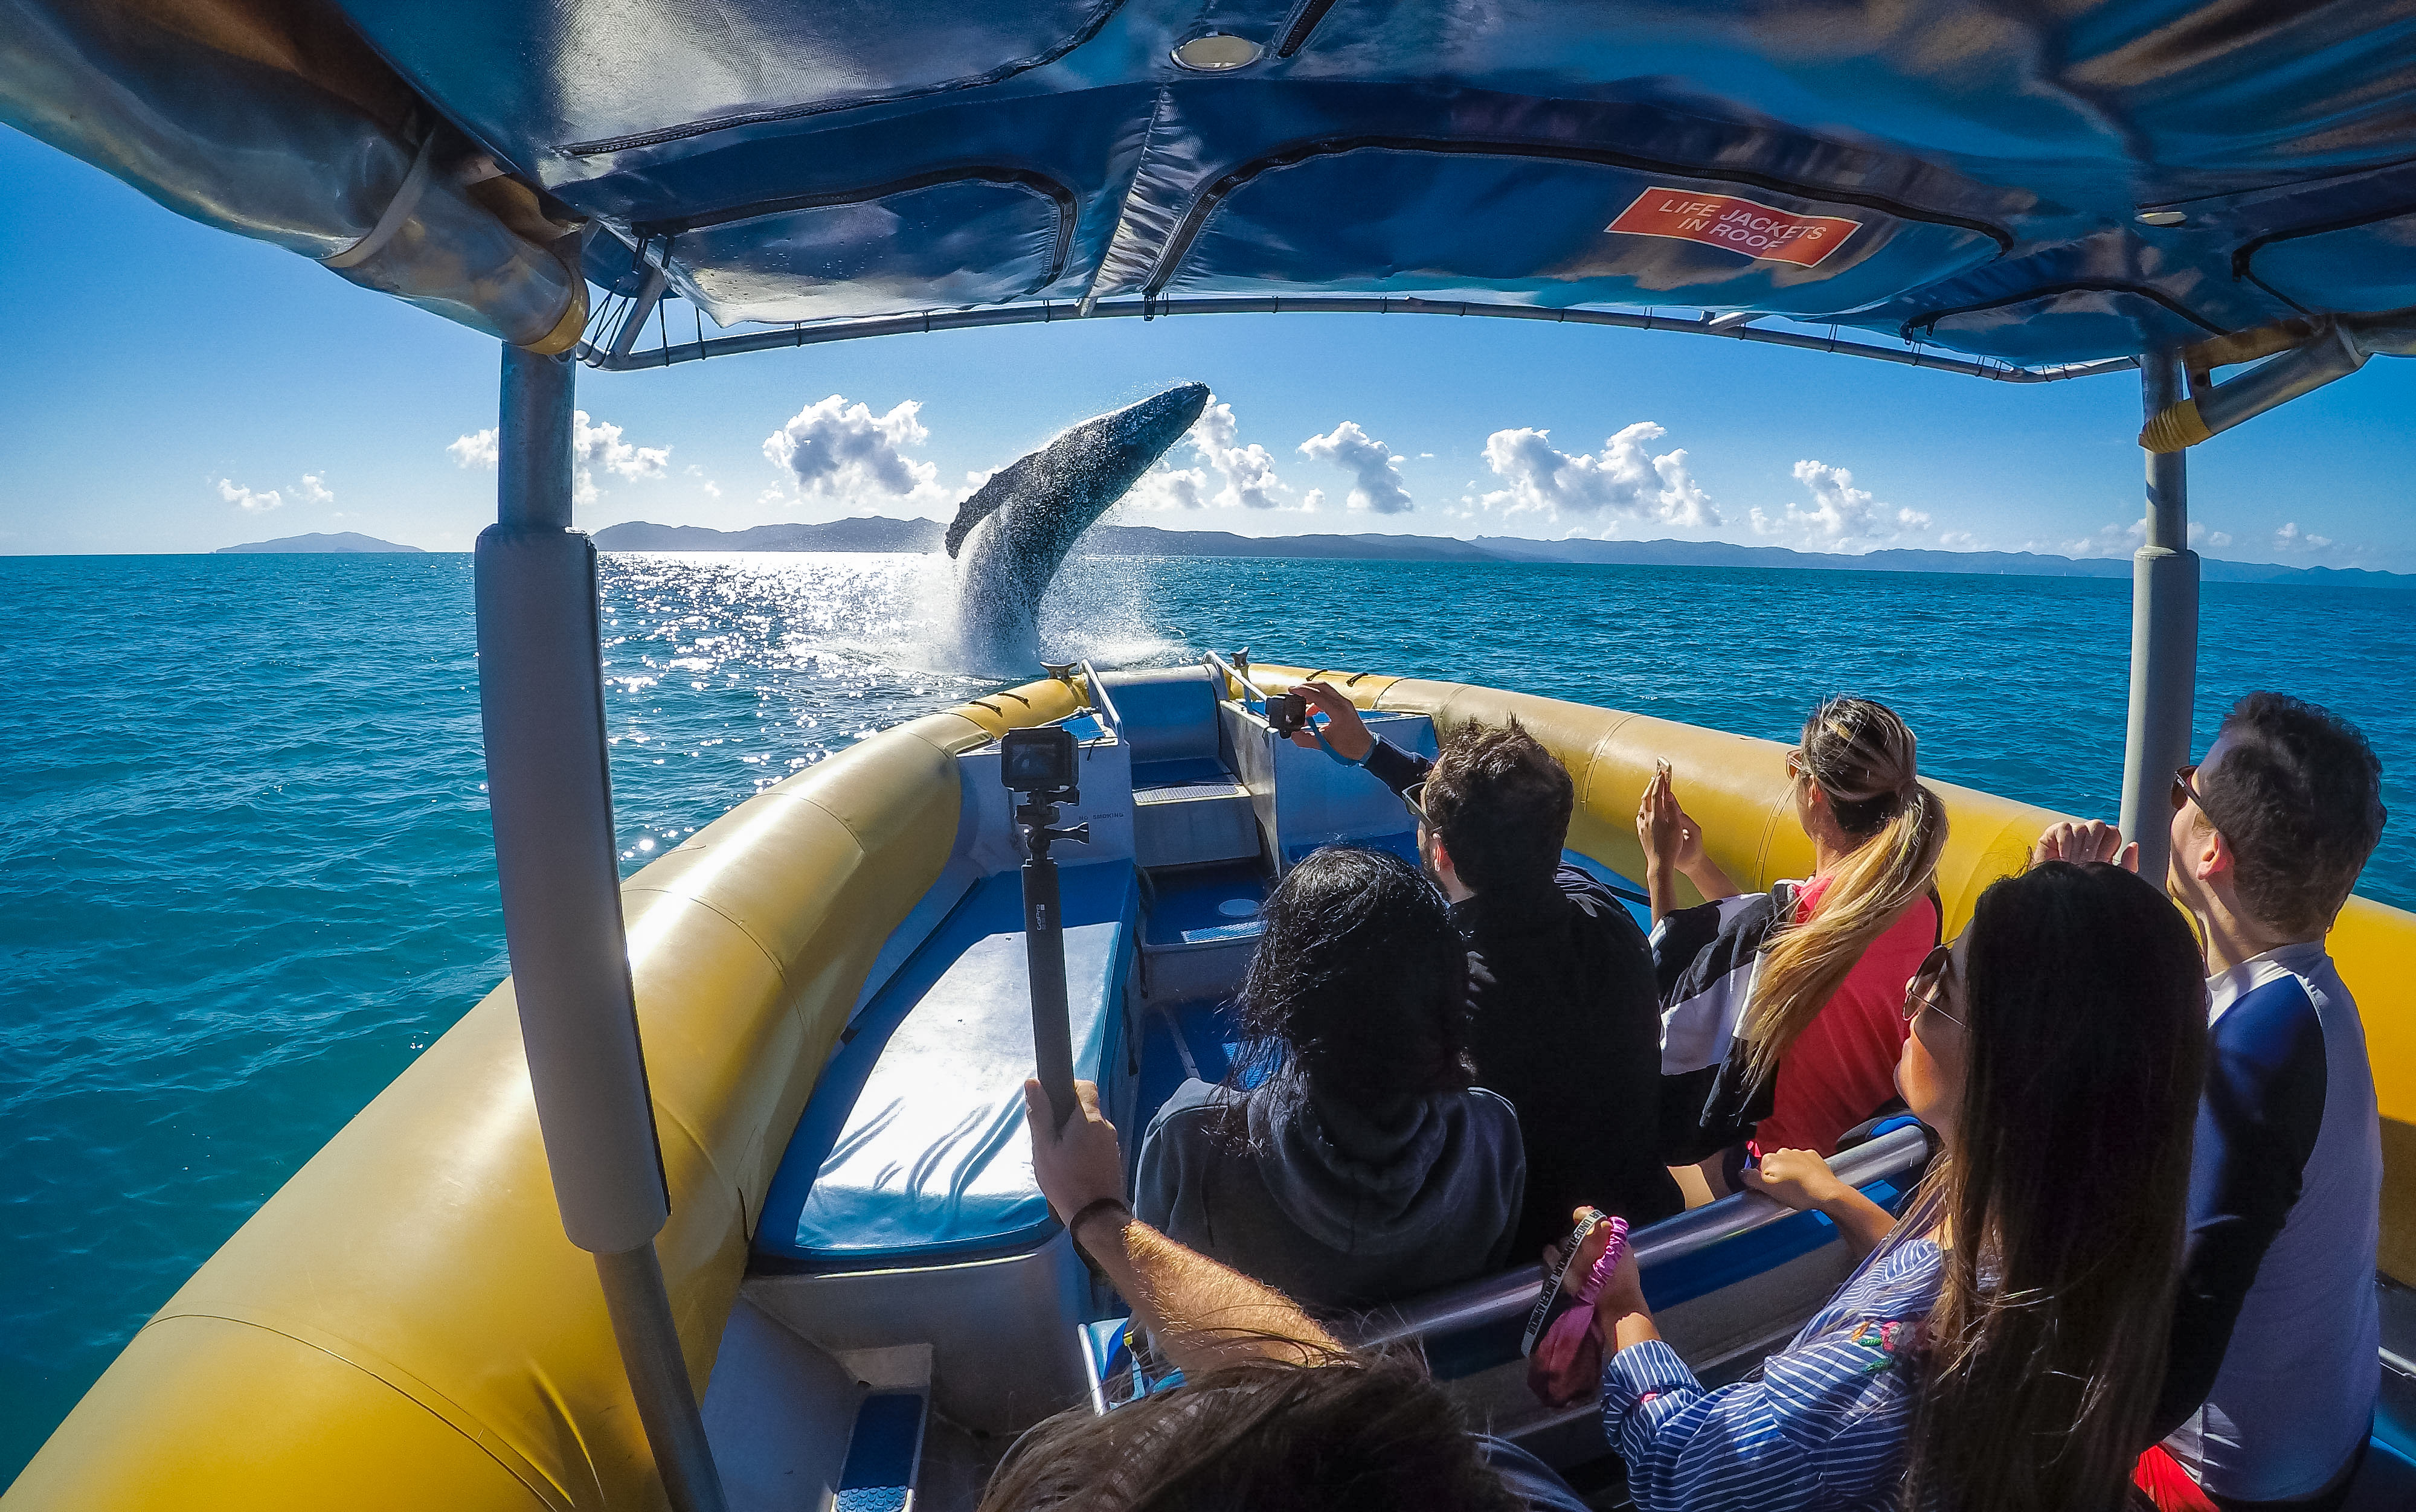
xmin=1001 ymin=727 xmax=1090 ymax=1131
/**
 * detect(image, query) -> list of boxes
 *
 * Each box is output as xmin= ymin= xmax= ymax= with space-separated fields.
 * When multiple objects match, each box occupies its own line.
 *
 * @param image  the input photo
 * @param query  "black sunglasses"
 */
xmin=1402 ymin=779 xmax=1428 ymax=826
xmin=2171 ymin=763 xmax=2216 ymax=822
xmin=1903 ymin=943 xmax=1962 ymax=1028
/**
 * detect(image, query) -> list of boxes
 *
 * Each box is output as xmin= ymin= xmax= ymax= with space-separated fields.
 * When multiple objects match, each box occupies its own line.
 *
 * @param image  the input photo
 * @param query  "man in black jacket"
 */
xmin=1290 ymin=682 xmax=1683 ymax=1257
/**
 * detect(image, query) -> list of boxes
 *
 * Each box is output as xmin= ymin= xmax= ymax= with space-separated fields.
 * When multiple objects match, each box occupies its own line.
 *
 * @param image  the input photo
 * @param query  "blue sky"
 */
xmin=5 ymin=125 xmax=2411 ymax=569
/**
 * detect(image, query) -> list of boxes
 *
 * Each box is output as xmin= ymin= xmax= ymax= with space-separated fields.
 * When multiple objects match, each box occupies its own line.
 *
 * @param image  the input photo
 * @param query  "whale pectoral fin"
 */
xmin=945 ymin=455 xmax=1035 ymax=558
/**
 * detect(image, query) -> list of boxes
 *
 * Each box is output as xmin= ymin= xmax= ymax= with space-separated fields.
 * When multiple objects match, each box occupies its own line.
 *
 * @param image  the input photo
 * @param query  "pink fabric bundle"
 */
xmin=1526 ymin=1216 xmax=1630 ymax=1408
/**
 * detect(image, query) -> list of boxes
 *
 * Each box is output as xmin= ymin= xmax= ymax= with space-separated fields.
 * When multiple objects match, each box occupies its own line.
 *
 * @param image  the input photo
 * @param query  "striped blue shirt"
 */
xmin=1604 ymin=1235 xmax=1945 ymax=1512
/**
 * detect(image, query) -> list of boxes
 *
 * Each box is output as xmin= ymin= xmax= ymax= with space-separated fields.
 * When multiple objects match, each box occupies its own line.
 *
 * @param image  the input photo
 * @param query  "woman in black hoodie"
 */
xmin=1133 ymin=847 xmax=1526 ymax=1310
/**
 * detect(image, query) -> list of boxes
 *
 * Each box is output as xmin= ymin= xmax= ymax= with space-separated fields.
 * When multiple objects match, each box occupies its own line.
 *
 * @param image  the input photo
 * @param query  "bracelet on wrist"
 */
xmin=1065 ymin=1196 xmax=1131 ymax=1255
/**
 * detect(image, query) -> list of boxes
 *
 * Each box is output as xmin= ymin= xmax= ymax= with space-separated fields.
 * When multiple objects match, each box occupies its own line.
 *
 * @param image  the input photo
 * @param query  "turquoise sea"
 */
xmin=4 ymin=550 xmax=2412 ymax=1479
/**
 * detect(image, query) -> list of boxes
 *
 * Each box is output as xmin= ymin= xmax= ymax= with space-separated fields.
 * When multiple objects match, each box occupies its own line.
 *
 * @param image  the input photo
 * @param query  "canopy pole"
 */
xmin=2116 ymin=352 xmax=2201 ymax=886
xmin=475 ymin=345 xmax=728 ymax=1512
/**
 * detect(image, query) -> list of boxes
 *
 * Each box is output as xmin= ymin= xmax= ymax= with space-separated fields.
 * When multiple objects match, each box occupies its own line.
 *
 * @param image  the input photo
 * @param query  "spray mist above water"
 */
xmin=943 ymin=382 xmax=1211 ymax=675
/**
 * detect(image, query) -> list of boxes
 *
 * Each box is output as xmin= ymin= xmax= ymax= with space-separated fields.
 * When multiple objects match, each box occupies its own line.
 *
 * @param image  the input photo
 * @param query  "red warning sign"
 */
xmin=1606 ymin=188 xmax=1862 ymax=268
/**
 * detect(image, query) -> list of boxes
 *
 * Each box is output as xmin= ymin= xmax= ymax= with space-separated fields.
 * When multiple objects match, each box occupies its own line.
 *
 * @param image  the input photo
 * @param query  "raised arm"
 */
xmin=1291 ymin=681 xmax=1430 ymax=795
xmin=1637 ymin=763 xmax=1741 ymax=922
xmin=2032 ymin=819 xmax=2138 ymax=873
xmin=1024 ymin=1079 xmax=1340 ymax=1374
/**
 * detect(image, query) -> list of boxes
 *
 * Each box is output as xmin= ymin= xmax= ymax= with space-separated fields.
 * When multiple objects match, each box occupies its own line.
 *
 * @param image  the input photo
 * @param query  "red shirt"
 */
xmin=1749 ymin=876 xmax=1938 ymax=1157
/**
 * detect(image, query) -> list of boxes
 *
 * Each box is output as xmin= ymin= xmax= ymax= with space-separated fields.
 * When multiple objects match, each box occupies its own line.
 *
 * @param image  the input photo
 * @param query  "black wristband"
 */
xmin=1065 ymin=1196 xmax=1131 ymax=1255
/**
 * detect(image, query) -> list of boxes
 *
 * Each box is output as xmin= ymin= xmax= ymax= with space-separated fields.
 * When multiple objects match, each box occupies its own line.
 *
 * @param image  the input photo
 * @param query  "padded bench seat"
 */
xmin=755 ymin=862 xmax=1139 ymax=1270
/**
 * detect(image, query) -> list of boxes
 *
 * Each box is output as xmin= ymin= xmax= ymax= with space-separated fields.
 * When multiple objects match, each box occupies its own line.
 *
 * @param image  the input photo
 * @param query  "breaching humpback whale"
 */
xmin=946 ymin=382 xmax=1211 ymax=669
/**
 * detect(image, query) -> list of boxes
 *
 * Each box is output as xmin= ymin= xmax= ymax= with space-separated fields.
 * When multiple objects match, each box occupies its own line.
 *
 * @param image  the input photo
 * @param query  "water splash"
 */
xmin=940 ymin=539 xmax=1181 ymax=676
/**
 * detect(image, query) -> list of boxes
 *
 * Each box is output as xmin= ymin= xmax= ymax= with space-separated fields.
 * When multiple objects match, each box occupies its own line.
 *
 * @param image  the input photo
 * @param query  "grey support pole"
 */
xmin=475 ymin=345 xmax=727 ymax=1512
xmin=2116 ymin=352 xmax=2202 ymax=886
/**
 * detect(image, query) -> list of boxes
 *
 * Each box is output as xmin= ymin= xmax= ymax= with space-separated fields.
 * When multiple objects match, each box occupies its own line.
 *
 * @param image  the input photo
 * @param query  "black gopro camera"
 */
xmin=1001 ymin=725 xmax=1078 ymax=795
xmin=1264 ymin=693 xmax=1309 ymax=738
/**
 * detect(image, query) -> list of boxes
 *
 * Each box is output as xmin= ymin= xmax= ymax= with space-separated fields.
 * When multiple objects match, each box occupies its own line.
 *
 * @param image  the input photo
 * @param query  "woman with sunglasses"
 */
xmin=1643 ymin=696 xmax=1947 ymax=1191
xmin=1564 ymin=859 xmax=2209 ymax=1512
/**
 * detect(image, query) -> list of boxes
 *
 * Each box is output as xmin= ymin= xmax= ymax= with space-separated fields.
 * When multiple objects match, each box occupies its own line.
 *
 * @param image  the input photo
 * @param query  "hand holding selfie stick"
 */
xmin=1003 ymin=726 xmax=1090 ymax=1131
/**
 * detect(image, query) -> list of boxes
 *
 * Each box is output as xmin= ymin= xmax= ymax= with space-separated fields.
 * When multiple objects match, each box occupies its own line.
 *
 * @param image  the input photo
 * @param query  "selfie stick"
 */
xmin=1009 ymin=747 xmax=1089 ymax=1131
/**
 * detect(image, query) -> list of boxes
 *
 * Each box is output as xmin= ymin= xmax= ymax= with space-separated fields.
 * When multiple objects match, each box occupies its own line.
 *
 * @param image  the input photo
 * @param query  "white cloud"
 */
xmin=577 ymin=412 xmax=669 ymax=482
xmin=1297 ymin=421 xmax=1412 ymax=514
xmin=1939 ymin=531 xmax=1976 ymax=549
xmin=700 ymin=479 xmax=721 ymax=498
xmin=2058 ymin=519 xmax=2237 ymax=559
xmin=762 ymin=395 xmax=938 ymax=505
xmin=1122 ymin=397 xmax=1308 ymax=512
xmin=1473 ymin=421 xmax=1718 ymax=527
xmin=447 ymin=429 xmax=498 ymax=469
xmin=447 ymin=412 xmax=670 ymax=505
xmin=216 ymin=478 xmax=283 ymax=513
xmin=2060 ymin=519 xmax=2142 ymax=559
xmin=1749 ymin=460 xmax=1925 ymax=549
xmin=1126 ymin=465 xmax=1211 ymax=511
xmin=1190 ymin=400 xmax=1290 ymax=510
xmin=2273 ymin=521 xmax=2333 ymax=553
xmin=297 ymin=473 xmax=333 ymax=505
xmin=1302 ymin=488 xmax=1326 ymax=513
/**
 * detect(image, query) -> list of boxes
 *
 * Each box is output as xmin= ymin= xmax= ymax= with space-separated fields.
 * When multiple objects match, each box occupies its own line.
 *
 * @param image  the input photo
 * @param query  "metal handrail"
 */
xmin=1356 ymin=1123 xmax=1930 ymax=1349
xmin=1076 ymin=659 xmax=1123 ymax=737
xmin=1201 ymin=650 xmax=1269 ymax=704
xmin=576 ymin=295 xmax=2141 ymax=385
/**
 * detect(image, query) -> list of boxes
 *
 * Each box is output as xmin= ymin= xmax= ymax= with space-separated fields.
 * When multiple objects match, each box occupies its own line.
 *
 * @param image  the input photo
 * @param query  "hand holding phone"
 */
xmin=1523 ymin=1206 xmax=1607 ymax=1357
xmin=1525 ymin=1207 xmax=1632 ymax=1408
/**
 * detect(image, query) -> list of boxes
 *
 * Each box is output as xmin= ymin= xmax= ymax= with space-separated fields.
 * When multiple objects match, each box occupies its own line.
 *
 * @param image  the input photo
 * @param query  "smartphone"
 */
xmin=1522 ymin=1206 xmax=1606 ymax=1357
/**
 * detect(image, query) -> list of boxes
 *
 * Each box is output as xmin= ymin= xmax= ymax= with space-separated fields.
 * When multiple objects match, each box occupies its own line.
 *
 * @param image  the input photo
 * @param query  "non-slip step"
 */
xmin=835 ymin=1389 xmax=927 ymax=1512
xmin=1133 ymin=783 xmax=1259 ymax=868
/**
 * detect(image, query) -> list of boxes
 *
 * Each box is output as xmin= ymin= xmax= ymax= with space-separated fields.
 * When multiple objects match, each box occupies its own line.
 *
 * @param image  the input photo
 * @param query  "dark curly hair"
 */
xmin=1222 ymin=847 xmax=1471 ymax=1123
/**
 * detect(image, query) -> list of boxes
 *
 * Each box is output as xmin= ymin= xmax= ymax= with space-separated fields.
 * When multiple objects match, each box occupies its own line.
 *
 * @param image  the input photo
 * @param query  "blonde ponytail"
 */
xmin=1742 ymin=699 xmax=1948 ymax=1085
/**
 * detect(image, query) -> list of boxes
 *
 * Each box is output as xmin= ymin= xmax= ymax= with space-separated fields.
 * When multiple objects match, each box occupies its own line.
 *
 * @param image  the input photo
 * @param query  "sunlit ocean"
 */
xmin=4 ymin=548 xmax=2411 ymax=1476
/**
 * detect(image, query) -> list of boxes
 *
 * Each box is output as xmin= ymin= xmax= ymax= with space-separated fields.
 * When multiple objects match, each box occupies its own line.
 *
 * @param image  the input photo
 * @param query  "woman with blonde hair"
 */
xmin=1640 ymin=696 xmax=1945 ymax=1188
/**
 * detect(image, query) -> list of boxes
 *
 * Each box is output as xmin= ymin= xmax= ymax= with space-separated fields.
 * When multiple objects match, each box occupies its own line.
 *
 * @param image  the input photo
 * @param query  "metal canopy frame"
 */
xmin=576 ymin=292 xmax=2142 ymax=384
xmin=480 ymin=347 xmax=728 ymax=1512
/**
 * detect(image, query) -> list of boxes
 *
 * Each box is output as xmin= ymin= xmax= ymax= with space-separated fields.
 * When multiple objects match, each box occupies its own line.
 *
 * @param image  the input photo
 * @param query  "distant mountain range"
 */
xmin=217 ymin=531 xmax=423 ymax=554
xmin=591 ymin=517 xmax=2411 ymax=589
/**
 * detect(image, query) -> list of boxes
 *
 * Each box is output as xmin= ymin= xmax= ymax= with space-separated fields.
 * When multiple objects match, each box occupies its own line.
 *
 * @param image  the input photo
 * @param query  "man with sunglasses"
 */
xmin=1287 ymin=681 xmax=1684 ymax=1255
xmin=2035 ymin=692 xmax=2388 ymax=1511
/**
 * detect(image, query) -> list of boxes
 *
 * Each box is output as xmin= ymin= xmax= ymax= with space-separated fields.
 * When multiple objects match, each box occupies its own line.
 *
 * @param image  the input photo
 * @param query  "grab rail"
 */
xmin=1201 ymin=650 xmax=1269 ymax=705
xmin=1076 ymin=659 xmax=1123 ymax=737
xmin=1355 ymin=1123 xmax=1930 ymax=1349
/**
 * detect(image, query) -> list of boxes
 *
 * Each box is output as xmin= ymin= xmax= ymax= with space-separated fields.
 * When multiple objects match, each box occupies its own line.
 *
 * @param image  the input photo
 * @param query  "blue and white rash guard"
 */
xmin=2162 ymin=941 xmax=2380 ymax=1503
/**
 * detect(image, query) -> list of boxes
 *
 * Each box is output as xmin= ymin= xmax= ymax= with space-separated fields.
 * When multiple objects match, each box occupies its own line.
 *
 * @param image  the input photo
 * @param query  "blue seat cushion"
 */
xmin=1100 ymin=667 xmax=1219 ymax=767
xmin=755 ymin=861 xmax=1139 ymax=1268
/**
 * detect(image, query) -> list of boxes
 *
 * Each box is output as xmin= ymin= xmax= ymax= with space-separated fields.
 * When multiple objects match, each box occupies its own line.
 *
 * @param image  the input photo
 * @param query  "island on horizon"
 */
xmin=216 ymin=531 xmax=425 ymax=554
xmin=587 ymin=516 xmax=2413 ymax=591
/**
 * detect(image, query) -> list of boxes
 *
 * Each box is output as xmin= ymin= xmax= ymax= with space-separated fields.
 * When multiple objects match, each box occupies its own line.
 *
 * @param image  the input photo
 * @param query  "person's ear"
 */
xmin=2189 ymin=825 xmax=2232 ymax=883
xmin=1429 ymin=834 xmax=1457 ymax=881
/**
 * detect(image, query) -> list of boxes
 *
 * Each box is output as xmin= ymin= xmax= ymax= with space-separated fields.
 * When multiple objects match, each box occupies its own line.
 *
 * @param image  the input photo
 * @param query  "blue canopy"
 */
xmin=9 ymin=1 xmax=2416 ymax=368
xmin=347 ymin=0 xmax=2416 ymax=367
